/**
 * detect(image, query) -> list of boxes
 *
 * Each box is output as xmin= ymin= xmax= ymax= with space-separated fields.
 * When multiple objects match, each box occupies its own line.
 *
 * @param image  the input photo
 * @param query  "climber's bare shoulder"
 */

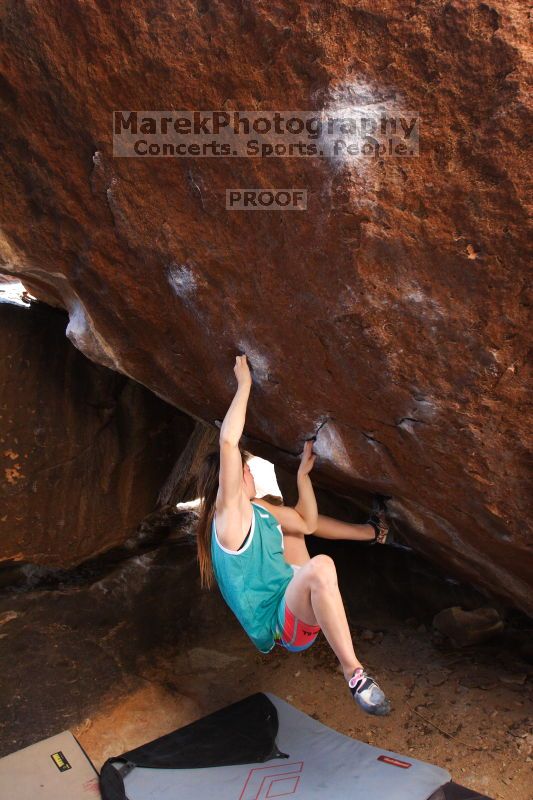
xmin=214 ymin=490 xmax=253 ymax=551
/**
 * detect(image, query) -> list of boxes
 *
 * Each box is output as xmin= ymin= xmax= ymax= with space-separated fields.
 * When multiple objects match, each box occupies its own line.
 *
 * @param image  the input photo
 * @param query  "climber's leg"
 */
xmin=283 ymin=554 xmax=361 ymax=679
xmin=280 ymin=554 xmax=391 ymax=715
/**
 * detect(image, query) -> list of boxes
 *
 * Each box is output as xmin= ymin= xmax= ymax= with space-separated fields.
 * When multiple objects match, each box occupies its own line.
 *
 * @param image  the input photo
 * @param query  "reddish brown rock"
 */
xmin=432 ymin=606 xmax=505 ymax=648
xmin=0 ymin=2 xmax=531 ymax=611
xmin=0 ymin=301 xmax=194 ymax=566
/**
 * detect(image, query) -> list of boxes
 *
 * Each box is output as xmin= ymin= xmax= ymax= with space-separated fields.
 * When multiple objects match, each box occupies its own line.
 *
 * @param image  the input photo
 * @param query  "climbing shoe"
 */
xmin=366 ymin=494 xmax=392 ymax=545
xmin=348 ymin=668 xmax=391 ymax=716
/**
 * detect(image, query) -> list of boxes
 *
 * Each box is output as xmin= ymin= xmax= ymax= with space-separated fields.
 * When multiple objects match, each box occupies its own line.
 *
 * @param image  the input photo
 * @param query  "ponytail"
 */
xmin=194 ymin=447 xmax=251 ymax=589
xmin=195 ymin=450 xmax=219 ymax=590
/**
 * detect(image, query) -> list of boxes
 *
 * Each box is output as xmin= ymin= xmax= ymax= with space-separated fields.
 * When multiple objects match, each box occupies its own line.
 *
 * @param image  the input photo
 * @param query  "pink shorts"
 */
xmin=275 ymin=595 xmax=321 ymax=652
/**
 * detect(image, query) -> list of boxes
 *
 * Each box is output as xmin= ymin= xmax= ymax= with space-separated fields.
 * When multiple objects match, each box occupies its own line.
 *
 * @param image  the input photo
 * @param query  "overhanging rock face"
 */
xmin=0 ymin=2 xmax=531 ymax=611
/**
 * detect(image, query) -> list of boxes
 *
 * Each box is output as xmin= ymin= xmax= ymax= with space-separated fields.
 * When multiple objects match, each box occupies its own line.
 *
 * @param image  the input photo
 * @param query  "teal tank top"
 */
xmin=211 ymin=501 xmax=294 ymax=653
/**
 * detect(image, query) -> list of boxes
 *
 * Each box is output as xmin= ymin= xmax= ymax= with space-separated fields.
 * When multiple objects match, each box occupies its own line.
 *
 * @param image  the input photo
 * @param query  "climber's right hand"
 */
xmin=234 ymin=353 xmax=252 ymax=388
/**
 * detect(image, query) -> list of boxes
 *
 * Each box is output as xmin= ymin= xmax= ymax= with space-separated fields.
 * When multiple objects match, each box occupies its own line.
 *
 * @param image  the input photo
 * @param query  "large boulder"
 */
xmin=0 ymin=2 xmax=530 ymax=611
xmin=0 ymin=301 xmax=194 ymax=566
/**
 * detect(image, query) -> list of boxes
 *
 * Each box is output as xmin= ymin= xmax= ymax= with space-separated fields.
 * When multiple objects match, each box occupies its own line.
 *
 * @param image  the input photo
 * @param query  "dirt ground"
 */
xmin=1 ymin=534 xmax=531 ymax=799
xmin=132 ymin=611 xmax=532 ymax=800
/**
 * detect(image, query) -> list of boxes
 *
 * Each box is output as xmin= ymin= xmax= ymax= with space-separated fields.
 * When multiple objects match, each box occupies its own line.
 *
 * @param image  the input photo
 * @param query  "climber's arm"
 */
xmin=217 ymin=355 xmax=251 ymax=510
xmin=254 ymin=441 xmax=318 ymax=534
xmin=294 ymin=440 xmax=318 ymax=532
xmin=254 ymin=498 xmax=313 ymax=534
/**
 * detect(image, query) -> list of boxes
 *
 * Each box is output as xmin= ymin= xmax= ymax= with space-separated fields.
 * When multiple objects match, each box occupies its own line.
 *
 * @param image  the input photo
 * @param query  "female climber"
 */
xmin=195 ymin=354 xmax=391 ymax=716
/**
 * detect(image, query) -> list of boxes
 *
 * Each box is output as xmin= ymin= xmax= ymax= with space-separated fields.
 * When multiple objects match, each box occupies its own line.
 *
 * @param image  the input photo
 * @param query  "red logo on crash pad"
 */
xmin=239 ymin=761 xmax=303 ymax=798
xmin=378 ymin=754 xmax=412 ymax=769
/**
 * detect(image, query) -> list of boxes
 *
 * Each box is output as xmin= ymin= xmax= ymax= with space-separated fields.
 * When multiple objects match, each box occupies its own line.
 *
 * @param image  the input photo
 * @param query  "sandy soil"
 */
xmin=2 ymin=533 xmax=530 ymax=798
xmin=135 ymin=610 xmax=532 ymax=800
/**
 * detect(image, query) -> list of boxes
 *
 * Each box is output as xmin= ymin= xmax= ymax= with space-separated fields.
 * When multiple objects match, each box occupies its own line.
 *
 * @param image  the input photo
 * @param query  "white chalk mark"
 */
xmin=405 ymin=289 xmax=425 ymax=303
xmin=167 ymin=262 xmax=197 ymax=299
xmin=398 ymin=418 xmax=417 ymax=435
xmin=319 ymin=79 xmax=412 ymax=181
xmin=313 ymin=419 xmax=359 ymax=475
xmin=413 ymin=397 xmax=438 ymax=420
xmin=402 ymin=284 xmax=445 ymax=321
xmin=237 ymin=340 xmax=270 ymax=383
xmin=66 ymin=297 xmax=123 ymax=373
